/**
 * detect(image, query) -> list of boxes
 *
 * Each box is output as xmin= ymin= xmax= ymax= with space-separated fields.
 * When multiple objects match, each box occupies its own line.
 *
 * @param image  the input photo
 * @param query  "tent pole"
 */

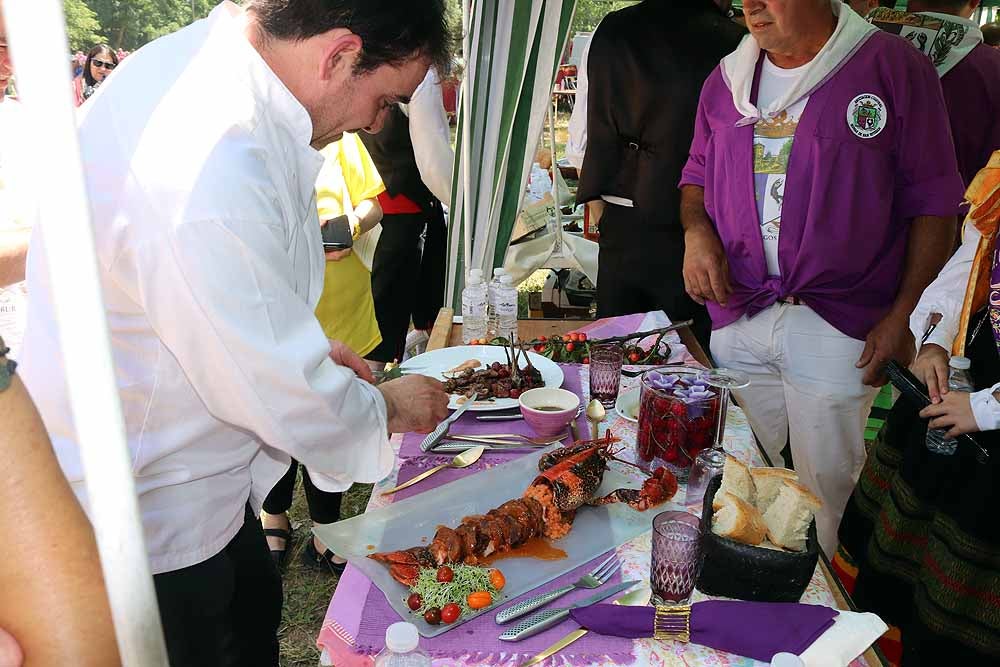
xmin=2 ymin=1 xmax=169 ymax=665
xmin=549 ymin=97 xmax=563 ymax=257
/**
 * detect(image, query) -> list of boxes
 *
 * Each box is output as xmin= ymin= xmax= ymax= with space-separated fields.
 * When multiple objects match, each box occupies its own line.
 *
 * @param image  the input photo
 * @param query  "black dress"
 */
xmin=838 ymin=310 xmax=1000 ymax=664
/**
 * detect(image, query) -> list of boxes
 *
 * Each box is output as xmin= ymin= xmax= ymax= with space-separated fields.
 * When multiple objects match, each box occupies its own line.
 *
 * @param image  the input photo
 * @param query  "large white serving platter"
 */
xmin=313 ymin=446 xmax=669 ymax=638
xmin=400 ymin=345 xmax=564 ymax=411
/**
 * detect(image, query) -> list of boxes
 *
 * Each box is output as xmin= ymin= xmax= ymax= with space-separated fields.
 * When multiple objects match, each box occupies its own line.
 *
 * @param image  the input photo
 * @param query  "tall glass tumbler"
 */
xmin=650 ymin=511 xmax=703 ymax=605
xmin=589 ymin=343 xmax=624 ymax=409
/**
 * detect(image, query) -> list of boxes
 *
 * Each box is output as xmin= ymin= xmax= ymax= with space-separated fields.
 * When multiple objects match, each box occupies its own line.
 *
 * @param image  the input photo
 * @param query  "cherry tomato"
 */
xmin=629 ymin=352 xmax=641 ymax=363
xmin=578 ymin=333 xmax=587 ymax=342
xmin=406 ymin=593 xmax=423 ymax=611
xmin=566 ymin=342 xmax=575 ymax=353
xmin=467 ymin=591 xmax=493 ymax=609
xmin=490 ymin=569 xmax=506 ymax=590
xmin=534 ymin=344 xmax=544 ymax=353
xmin=424 ymin=607 xmax=442 ymax=625
xmin=436 ymin=565 xmax=454 ymax=583
xmin=441 ymin=602 xmax=461 ymax=624
xmin=582 ymin=357 xmax=590 ymax=364
xmin=539 ymin=335 xmax=547 ymax=342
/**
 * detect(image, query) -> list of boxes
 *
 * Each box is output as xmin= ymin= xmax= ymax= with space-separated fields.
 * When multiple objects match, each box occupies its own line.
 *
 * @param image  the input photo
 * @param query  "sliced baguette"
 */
xmin=713 ymin=455 xmax=756 ymax=510
xmin=761 ymin=480 xmax=823 ymax=552
xmin=750 ymin=467 xmax=799 ymax=515
xmin=712 ymin=492 xmax=767 ymax=546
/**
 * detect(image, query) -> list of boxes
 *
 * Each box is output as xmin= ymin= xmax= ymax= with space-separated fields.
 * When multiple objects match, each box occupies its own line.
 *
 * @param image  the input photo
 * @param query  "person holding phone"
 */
xmin=260 ymin=132 xmax=386 ymax=574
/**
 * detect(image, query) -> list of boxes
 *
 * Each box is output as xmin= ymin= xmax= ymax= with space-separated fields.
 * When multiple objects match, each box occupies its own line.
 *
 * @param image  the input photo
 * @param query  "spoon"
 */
xmin=380 ymin=446 xmax=486 ymax=496
xmin=586 ymin=399 xmax=606 ymax=440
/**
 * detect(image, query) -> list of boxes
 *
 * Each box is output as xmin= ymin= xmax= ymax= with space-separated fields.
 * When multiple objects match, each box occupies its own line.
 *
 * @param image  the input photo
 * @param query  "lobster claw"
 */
xmin=368 ymin=547 xmax=434 ymax=586
xmin=591 ymin=466 xmax=679 ymax=511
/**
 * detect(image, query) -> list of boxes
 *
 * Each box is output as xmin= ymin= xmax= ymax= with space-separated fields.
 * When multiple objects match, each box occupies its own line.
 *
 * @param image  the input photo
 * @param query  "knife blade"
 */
xmin=420 ymin=393 xmax=476 ymax=452
xmin=516 ymin=588 xmax=651 ymax=667
xmin=498 ymin=580 xmax=639 ymax=642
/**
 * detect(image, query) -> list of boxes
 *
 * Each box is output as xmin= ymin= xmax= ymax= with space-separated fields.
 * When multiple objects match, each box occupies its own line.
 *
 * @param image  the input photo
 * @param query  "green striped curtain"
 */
xmin=446 ymin=0 xmax=577 ymax=308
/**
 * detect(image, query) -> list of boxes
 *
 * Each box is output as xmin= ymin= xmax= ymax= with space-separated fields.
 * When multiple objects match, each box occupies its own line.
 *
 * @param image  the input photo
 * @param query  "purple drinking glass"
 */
xmin=589 ymin=343 xmax=624 ymax=409
xmin=650 ymin=511 xmax=703 ymax=605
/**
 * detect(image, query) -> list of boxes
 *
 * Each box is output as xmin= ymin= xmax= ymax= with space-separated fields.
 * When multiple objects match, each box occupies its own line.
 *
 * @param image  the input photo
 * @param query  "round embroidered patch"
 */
xmin=847 ymin=93 xmax=887 ymax=139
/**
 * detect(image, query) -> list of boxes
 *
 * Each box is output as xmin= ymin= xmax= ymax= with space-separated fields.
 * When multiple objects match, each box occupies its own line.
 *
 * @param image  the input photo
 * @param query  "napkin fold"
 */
xmin=570 ymin=601 xmax=837 ymax=662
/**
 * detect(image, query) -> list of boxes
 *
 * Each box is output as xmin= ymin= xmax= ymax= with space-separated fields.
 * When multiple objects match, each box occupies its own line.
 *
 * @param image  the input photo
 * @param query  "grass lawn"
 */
xmin=277 ymin=481 xmax=373 ymax=666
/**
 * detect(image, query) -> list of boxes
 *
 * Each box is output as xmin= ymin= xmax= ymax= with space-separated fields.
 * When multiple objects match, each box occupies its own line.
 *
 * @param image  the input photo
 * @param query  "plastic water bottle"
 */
xmin=496 ymin=274 xmax=519 ymax=343
xmin=462 ymin=269 xmax=488 ymax=343
xmin=925 ymin=356 xmax=974 ymax=456
xmin=374 ymin=622 xmax=430 ymax=667
xmin=487 ymin=267 xmax=507 ymax=337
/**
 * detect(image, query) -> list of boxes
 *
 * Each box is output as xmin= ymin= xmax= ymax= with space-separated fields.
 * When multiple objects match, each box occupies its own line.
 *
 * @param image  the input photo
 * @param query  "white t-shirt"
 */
xmin=0 ymin=97 xmax=31 ymax=357
xmin=753 ymin=57 xmax=810 ymax=277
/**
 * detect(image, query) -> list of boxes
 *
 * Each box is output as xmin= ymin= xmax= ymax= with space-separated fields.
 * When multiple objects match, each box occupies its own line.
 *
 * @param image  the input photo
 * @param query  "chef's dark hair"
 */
xmin=249 ymin=0 xmax=452 ymax=74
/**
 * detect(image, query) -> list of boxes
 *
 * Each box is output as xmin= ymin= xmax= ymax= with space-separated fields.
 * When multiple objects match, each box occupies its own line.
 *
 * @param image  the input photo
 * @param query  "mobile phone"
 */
xmin=321 ymin=215 xmax=353 ymax=251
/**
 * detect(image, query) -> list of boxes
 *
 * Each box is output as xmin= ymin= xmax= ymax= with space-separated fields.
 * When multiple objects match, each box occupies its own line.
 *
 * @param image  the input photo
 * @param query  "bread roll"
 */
xmin=761 ymin=480 xmax=823 ymax=552
xmin=712 ymin=492 xmax=767 ymax=546
xmin=750 ymin=467 xmax=799 ymax=515
xmin=713 ymin=455 xmax=756 ymax=510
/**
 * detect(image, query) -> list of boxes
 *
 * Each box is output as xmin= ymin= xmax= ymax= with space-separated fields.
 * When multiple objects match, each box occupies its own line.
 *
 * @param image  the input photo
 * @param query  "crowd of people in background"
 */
xmin=0 ymin=0 xmax=999 ymax=665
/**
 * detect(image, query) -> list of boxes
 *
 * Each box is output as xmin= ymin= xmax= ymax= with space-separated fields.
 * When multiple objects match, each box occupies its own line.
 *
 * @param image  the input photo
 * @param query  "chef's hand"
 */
xmin=912 ymin=343 xmax=950 ymax=403
xmin=856 ymin=311 xmax=915 ymax=387
xmin=682 ymin=224 xmax=731 ymax=307
xmin=325 ymin=248 xmax=352 ymax=261
xmin=0 ymin=627 xmax=22 ymax=667
xmin=329 ymin=340 xmax=376 ymax=384
xmin=920 ymin=390 xmax=979 ymax=438
xmin=378 ymin=375 xmax=450 ymax=433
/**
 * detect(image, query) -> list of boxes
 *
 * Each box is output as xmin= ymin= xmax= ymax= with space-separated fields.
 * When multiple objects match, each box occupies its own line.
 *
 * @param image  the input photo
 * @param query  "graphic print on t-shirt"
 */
xmin=753 ymin=106 xmax=802 ymax=277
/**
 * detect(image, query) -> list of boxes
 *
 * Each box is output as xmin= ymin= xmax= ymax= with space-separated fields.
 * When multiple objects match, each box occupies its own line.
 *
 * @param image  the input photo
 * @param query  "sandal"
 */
xmin=263 ymin=525 xmax=293 ymax=569
xmin=302 ymin=538 xmax=348 ymax=576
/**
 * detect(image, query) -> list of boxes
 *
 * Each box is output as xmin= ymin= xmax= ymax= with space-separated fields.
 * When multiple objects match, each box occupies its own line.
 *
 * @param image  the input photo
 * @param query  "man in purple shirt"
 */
xmin=680 ymin=0 xmax=964 ymax=555
xmin=870 ymin=1 xmax=1000 ymax=190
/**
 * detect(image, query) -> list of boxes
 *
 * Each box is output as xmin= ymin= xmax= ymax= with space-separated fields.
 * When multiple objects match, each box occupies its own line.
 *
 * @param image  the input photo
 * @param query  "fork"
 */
xmin=448 ymin=433 xmax=561 ymax=446
xmin=494 ymin=553 xmax=621 ymax=625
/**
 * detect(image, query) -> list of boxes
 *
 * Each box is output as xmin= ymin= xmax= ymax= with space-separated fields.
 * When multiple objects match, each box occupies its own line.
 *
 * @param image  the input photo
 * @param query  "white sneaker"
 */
xmin=403 ymin=329 xmax=430 ymax=361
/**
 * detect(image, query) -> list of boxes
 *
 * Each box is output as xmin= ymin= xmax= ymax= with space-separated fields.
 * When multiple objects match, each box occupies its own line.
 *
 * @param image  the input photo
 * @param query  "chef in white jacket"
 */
xmin=20 ymin=2 xmax=451 ymax=665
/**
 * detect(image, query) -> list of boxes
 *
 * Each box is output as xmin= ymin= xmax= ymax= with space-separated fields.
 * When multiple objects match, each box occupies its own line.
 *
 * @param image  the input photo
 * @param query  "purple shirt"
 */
xmin=942 ymin=43 xmax=1000 ymax=188
xmin=681 ymin=32 xmax=965 ymax=340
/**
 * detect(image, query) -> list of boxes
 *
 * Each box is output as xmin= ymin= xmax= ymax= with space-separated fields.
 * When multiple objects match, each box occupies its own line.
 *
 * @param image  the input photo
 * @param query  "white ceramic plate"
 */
xmin=400 ymin=345 xmax=564 ymax=411
xmin=615 ymin=386 xmax=640 ymax=423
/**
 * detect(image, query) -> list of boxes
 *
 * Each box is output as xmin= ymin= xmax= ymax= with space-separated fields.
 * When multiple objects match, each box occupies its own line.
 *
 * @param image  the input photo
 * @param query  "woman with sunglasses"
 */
xmin=72 ymin=44 xmax=117 ymax=106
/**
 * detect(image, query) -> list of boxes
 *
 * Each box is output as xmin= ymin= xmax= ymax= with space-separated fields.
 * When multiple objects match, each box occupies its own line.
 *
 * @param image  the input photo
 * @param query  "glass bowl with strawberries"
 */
xmin=636 ymin=367 xmax=720 ymax=477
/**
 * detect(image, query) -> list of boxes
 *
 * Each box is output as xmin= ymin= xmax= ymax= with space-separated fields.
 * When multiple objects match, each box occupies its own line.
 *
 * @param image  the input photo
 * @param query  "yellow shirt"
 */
xmin=314 ymin=134 xmax=385 ymax=356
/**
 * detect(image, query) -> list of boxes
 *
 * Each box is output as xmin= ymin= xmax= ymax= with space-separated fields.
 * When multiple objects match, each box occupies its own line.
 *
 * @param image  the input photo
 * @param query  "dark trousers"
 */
xmin=596 ymin=204 xmax=712 ymax=351
xmin=154 ymin=504 xmax=282 ymax=667
xmin=261 ymin=460 xmax=342 ymax=524
xmin=368 ymin=201 xmax=447 ymax=363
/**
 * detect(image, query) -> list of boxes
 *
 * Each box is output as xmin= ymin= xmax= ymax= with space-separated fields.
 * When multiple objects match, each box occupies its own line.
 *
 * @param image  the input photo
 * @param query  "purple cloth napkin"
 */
xmin=570 ymin=601 xmax=838 ymax=662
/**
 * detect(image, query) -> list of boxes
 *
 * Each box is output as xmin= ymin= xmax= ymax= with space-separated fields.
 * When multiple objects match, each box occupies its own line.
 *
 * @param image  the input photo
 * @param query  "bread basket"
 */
xmin=696 ymin=475 xmax=819 ymax=602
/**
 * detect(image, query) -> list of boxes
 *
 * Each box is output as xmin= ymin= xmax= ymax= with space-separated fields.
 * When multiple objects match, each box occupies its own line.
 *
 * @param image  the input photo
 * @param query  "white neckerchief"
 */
xmin=722 ymin=0 xmax=878 ymax=127
xmin=868 ymin=8 xmax=983 ymax=78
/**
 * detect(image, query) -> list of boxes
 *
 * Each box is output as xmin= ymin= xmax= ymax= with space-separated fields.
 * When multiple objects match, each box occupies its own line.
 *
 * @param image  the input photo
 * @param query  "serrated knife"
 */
xmin=497 ymin=580 xmax=639 ymax=642
xmin=420 ymin=392 xmax=477 ymax=452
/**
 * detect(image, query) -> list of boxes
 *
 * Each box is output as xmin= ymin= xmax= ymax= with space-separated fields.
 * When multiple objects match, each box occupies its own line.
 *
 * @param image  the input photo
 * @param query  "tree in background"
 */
xmin=86 ymin=0 xmax=216 ymax=51
xmin=571 ymin=0 xmax=639 ymax=35
xmin=63 ymin=0 xmax=104 ymax=52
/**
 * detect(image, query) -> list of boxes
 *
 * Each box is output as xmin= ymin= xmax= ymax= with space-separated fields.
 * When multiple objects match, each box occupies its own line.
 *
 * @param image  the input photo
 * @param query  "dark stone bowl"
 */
xmin=695 ymin=475 xmax=819 ymax=602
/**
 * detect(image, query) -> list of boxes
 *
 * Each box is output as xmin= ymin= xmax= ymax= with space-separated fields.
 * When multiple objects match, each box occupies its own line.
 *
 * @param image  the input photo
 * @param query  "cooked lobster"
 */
xmin=369 ymin=437 xmax=677 ymax=586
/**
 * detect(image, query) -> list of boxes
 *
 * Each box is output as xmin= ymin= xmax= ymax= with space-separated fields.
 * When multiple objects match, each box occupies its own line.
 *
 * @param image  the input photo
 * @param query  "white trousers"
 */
xmin=710 ymin=304 xmax=877 ymax=557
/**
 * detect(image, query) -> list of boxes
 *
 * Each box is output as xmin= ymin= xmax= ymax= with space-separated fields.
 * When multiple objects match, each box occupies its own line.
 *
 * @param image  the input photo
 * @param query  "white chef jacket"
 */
xmin=21 ymin=2 xmax=393 ymax=575
xmin=908 ymin=221 xmax=1000 ymax=431
xmin=403 ymin=67 xmax=454 ymax=206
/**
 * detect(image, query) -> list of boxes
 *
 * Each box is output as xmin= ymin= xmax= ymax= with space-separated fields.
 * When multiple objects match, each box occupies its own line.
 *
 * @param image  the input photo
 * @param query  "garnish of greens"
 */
xmin=408 ymin=564 xmax=502 ymax=617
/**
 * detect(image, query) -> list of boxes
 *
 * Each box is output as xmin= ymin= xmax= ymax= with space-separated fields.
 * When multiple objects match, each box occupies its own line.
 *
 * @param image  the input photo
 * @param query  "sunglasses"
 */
xmin=92 ymin=59 xmax=116 ymax=70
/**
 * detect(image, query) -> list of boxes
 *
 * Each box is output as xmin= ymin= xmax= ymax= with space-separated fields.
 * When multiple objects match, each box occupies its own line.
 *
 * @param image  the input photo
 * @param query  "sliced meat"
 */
xmin=429 ymin=526 xmax=462 ymax=564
